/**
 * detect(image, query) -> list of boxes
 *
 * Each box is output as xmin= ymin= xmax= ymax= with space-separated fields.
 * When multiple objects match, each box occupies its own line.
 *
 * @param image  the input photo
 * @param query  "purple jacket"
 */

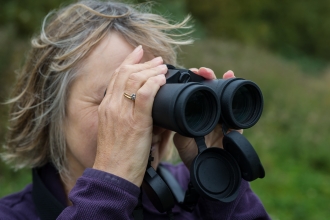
xmin=0 ymin=162 xmax=270 ymax=219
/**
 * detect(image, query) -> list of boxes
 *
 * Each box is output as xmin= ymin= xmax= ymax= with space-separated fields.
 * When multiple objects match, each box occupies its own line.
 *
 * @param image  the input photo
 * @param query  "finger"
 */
xmin=120 ymin=45 xmax=144 ymax=66
xmin=189 ymin=68 xmax=198 ymax=74
xmin=173 ymin=133 xmax=198 ymax=169
xmin=194 ymin=67 xmax=216 ymax=79
xmin=173 ymin=133 xmax=195 ymax=151
xmin=120 ymin=56 xmax=164 ymax=78
xmin=134 ymin=74 xmax=166 ymax=121
xmin=124 ymin=64 xmax=168 ymax=97
xmin=113 ymin=56 xmax=165 ymax=100
xmin=228 ymin=128 xmax=243 ymax=134
xmin=105 ymin=45 xmax=144 ymax=98
xmin=223 ymin=70 xmax=235 ymax=79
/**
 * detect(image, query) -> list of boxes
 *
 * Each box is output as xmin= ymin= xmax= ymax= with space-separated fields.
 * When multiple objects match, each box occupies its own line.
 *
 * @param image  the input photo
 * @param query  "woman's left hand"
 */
xmin=173 ymin=67 xmax=240 ymax=170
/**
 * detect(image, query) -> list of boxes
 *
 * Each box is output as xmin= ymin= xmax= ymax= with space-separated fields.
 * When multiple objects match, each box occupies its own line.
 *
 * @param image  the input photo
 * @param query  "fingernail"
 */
xmin=157 ymin=64 xmax=168 ymax=72
xmin=156 ymin=74 xmax=166 ymax=83
xmin=134 ymin=45 xmax=142 ymax=53
xmin=227 ymin=70 xmax=235 ymax=76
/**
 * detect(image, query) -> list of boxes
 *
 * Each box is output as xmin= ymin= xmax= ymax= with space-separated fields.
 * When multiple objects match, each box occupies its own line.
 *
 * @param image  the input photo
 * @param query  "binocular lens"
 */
xmin=185 ymin=90 xmax=217 ymax=133
xmin=232 ymin=85 xmax=256 ymax=124
xmin=221 ymin=80 xmax=263 ymax=129
xmin=185 ymin=91 xmax=207 ymax=131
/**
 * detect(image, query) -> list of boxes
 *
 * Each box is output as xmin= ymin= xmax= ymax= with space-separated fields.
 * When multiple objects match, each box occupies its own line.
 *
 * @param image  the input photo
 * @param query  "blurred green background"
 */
xmin=1 ymin=0 xmax=330 ymax=219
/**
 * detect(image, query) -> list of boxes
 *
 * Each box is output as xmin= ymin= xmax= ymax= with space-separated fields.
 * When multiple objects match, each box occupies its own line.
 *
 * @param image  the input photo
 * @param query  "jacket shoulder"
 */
xmin=0 ymin=184 xmax=38 ymax=219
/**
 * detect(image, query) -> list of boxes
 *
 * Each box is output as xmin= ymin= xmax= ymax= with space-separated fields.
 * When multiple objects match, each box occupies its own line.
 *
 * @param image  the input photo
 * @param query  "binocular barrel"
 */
xmin=152 ymin=82 xmax=220 ymax=137
xmin=152 ymin=68 xmax=263 ymax=137
xmin=203 ymin=78 xmax=264 ymax=129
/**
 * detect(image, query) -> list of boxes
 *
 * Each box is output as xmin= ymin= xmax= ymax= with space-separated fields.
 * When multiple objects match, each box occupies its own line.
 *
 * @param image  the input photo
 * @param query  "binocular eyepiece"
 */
xmin=152 ymin=65 xmax=263 ymax=136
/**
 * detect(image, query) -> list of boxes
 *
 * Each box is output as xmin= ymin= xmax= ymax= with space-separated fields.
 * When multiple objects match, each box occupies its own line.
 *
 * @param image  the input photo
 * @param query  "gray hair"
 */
xmin=1 ymin=0 xmax=193 ymax=176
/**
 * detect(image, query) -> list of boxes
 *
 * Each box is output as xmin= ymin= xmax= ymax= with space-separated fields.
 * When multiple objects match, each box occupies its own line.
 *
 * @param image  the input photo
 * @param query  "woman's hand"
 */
xmin=93 ymin=46 xmax=168 ymax=187
xmin=173 ymin=67 xmax=241 ymax=170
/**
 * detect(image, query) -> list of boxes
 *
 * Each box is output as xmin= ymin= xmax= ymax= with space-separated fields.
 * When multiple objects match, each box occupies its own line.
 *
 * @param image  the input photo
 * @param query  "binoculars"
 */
xmin=143 ymin=65 xmax=265 ymax=212
xmin=152 ymin=65 xmax=263 ymax=136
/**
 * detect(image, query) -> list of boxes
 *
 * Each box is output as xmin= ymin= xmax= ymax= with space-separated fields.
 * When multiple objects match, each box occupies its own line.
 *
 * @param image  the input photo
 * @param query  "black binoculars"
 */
xmin=143 ymin=65 xmax=265 ymax=212
xmin=152 ymin=65 xmax=263 ymax=137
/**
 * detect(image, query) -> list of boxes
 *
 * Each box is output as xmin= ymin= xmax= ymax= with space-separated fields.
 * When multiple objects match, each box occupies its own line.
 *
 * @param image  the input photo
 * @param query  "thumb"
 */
xmin=173 ymin=133 xmax=194 ymax=149
xmin=173 ymin=133 xmax=198 ymax=169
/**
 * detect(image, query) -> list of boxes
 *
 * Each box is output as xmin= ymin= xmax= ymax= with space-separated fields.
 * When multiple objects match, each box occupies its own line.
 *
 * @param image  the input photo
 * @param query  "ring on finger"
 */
xmin=124 ymin=92 xmax=136 ymax=101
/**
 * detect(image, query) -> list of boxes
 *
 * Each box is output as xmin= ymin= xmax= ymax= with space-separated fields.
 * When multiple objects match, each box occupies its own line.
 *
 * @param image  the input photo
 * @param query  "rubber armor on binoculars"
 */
xmin=142 ymin=65 xmax=265 ymax=213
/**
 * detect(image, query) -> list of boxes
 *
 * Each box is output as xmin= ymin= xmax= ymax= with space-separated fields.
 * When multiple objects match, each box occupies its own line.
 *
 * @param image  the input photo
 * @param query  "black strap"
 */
xmin=182 ymin=182 xmax=200 ymax=212
xmin=157 ymin=164 xmax=199 ymax=212
xmin=157 ymin=165 xmax=184 ymax=203
xmin=32 ymin=168 xmax=65 ymax=220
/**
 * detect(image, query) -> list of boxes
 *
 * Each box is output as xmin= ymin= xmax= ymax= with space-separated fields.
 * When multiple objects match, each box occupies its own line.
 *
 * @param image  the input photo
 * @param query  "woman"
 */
xmin=0 ymin=0 xmax=270 ymax=219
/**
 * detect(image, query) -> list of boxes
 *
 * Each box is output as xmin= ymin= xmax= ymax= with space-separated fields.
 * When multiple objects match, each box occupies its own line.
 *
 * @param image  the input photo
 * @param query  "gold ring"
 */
xmin=124 ymin=92 xmax=136 ymax=101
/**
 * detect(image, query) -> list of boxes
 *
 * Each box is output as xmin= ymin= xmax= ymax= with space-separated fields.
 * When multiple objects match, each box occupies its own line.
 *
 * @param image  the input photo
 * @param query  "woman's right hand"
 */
xmin=93 ymin=45 xmax=168 ymax=187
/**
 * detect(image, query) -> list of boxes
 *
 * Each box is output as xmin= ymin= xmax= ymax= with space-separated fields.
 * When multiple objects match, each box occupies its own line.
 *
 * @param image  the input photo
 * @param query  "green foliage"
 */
xmin=0 ymin=0 xmax=75 ymax=37
xmin=135 ymin=0 xmax=207 ymax=39
xmin=185 ymin=0 xmax=330 ymax=61
xmin=0 ymin=161 xmax=31 ymax=198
